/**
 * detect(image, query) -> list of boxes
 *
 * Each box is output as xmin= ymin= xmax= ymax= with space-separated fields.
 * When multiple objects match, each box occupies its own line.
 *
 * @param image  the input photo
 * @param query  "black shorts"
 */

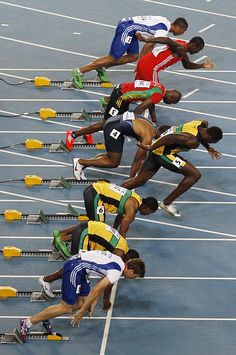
xmin=71 ymin=222 xmax=89 ymax=255
xmin=104 ymin=86 xmax=130 ymax=120
xmin=142 ymin=152 xmax=187 ymax=174
xmin=83 ymin=185 xmax=106 ymax=222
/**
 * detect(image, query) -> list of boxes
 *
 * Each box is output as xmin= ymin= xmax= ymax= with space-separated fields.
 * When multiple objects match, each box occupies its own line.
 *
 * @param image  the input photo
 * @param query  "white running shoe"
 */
xmin=38 ymin=276 xmax=55 ymax=300
xmin=159 ymin=201 xmax=181 ymax=217
xmin=73 ymin=158 xmax=85 ymax=180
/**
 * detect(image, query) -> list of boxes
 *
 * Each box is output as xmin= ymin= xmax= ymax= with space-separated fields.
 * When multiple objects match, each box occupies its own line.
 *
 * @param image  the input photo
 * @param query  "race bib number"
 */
xmin=109 ymin=107 xmax=119 ymax=116
xmin=110 ymin=129 xmax=121 ymax=139
xmin=106 ymin=225 xmax=121 ymax=240
xmin=97 ymin=206 xmax=105 ymax=215
xmin=76 ymin=285 xmax=81 ymax=294
xmin=161 ymin=127 xmax=175 ymax=137
xmin=125 ymin=36 xmax=132 ymax=44
xmin=134 ymin=80 xmax=151 ymax=88
xmin=123 ymin=111 xmax=135 ymax=121
xmin=172 ymin=156 xmax=184 ymax=168
xmin=109 ymin=183 xmax=127 ymax=196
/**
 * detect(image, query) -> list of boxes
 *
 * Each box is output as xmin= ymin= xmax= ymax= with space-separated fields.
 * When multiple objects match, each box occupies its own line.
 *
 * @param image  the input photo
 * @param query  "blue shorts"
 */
xmin=109 ymin=19 xmax=139 ymax=59
xmin=61 ymin=258 xmax=90 ymax=305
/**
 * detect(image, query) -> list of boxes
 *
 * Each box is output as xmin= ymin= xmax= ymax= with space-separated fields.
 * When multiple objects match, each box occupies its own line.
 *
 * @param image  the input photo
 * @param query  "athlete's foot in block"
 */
xmin=84 ymin=134 xmax=94 ymax=144
xmin=96 ymin=68 xmax=110 ymax=82
xmin=99 ymin=97 xmax=108 ymax=112
xmin=66 ymin=130 xmax=75 ymax=151
xmin=72 ymin=68 xmax=84 ymax=89
xmin=38 ymin=277 xmax=55 ymax=300
xmin=19 ymin=318 xmax=29 ymax=342
xmin=73 ymin=158 xmax=86 ymax=180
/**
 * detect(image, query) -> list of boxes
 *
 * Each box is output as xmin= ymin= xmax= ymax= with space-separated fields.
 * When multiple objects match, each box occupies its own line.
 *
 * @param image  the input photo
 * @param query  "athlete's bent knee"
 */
xmin=128 ymin=54 xmax=139 ymax=62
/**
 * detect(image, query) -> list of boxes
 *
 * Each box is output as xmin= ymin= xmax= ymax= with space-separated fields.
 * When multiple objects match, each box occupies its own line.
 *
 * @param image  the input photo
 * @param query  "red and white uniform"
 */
xmin=135 ymin=39 xmax=188 ymax=82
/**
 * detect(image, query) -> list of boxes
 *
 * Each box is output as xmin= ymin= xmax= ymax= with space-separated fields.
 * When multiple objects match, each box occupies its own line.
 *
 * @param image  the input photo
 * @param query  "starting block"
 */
xmin=23 ymin=175 xmax=97 ymax=189
xmin=33 ymin=76 xmax=113 ymax=90
xmin=24 ymin=139 xmax=105 ymax=152
xmin=38 ymin=107 xmax=104 ymax=121
xmin=2 ymin=204 xmax=89 ymax=224
xmin=0 ymin=286 xmax=61 ymax=302
xmin=0 ymin=328 xmax=69 ymax=344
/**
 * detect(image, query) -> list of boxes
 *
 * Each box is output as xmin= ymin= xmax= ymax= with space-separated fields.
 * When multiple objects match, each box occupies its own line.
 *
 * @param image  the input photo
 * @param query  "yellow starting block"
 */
xmin=0 ymin=286 xmax=17 ymax=300
xmin=2 ymin=246 xmax=21 ymax=259
xmin=33 ymin=76 xmax=113 ymax=89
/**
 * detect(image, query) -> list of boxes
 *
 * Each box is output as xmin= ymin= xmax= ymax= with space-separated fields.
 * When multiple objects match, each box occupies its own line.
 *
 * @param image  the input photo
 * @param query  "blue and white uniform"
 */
xmin=62 ymin=250 xmax=124 ymax=305
xmin=109 ymin=16 xmax=171 ymax=59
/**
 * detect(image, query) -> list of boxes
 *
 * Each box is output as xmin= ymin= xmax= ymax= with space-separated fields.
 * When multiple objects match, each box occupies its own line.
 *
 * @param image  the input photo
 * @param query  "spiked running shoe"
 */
xmin=96 ymin=67 xmax=110 ymax=82
xmin=38 ymin=276 xmax=55 ymax=300
xmin=54 ymin=234 xmax=71 ymax=260
xmin=159 ymin=201 xmax=181 ymax=217
xmin=19 ymin=318 xmax=29 ymax=342
xmin=84 ymin=133 xmax=94 ymax=144
xmin=66 ymin=130 xmax=75 ymax=151
xmin=42 ymin=320 xmax=53 ymax=334
xmin=72 ymin=68 xmax=84 ymax=89
xmin=73 ymin=158 xmax=84 ymax=180
xmin=99 ymin=97 xmax=108 ymax=112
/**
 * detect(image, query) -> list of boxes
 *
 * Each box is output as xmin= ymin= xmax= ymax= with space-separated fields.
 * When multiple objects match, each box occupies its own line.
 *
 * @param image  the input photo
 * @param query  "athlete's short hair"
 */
xmin=207 ymin=126 xmax=223 ymax=142
xmin=125 ymin=249 xmax=140 ymax=261
xmin=173 ymin=17 xmax=188 ymax=29
xmin=126 ymin=258 xmax=145 ymax=278
xmin=189 ymin=36 xmax=205 ymax=48
xmin=142 ymin=197 xmax=158 ymax=211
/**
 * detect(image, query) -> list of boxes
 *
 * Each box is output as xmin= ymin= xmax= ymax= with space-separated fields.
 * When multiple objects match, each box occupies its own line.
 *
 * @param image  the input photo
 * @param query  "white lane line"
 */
xmin=0 ymin=164 xmax=65 ymax=167
xmin=100 ymin=283 xmax=117 ymax=355
xmin=0 ymin=189 xmax=85 ymax=211
xmin=158 ymin=104 xmax=236 ymax=122
xmin=0 ymin=131 xmax=69 ymax=134
xmin=176 ymin=70 xmax=236 ymax=73
xmin=1 ymin=23 xmax=8 ymax=26
xmin=193 ymin=56 xmax=208 ymax=63
xmin=145 ymin=277 xmax=236 ymax=280
xmin=0 ymin=35 xmax=100 ymax=59
xmin=182 ymin=89 xmax=199 ymax=99
xmin=1 ymin=236 xmax=236 ymax=242
xmin=179 ymin=101 xmax=236 ymax=103
xmin=165 ymin=69 xmax=236 ymax=86
xmin=0 ymin=99 xmax=99 ymax=102
xmin=0 ymin=1 xmax=116 ymax=28
xmin=73 ymin=32 xmax=81 ymax=35
xmin=143 ymin=0 xmax=236 ymax=19
xmin=198 ymin=24 xmax=215 ymax=33
xmin=0 ymin=68 xmax=133 ymax=72
xmin=1 ymin=315 xmax=236 ymax=322
xmin=196 ymin=148 xmax=236 ymax=159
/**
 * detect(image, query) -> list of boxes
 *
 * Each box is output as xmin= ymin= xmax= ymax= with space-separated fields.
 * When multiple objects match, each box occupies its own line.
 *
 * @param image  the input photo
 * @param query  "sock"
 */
xmin=71 ymin=131 xmax=76 ymax=138
xmin=77 ymin=68 xmax=83 ymax=75
xmin=26 ymin=318 xmax=33 ymax=328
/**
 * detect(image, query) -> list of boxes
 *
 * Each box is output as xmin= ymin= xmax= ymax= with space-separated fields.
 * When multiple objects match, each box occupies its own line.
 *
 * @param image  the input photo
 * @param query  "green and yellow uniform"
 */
xmin=83 ymin=181 xmax=142 ymax=222
xmin=71 ymin=220 xmax=129 ymax=255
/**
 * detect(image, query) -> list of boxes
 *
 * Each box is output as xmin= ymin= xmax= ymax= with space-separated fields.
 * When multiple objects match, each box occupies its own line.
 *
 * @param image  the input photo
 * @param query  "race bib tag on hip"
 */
xmin=123 ymin=111 xmax=135 ymax=121
xmin=125 ymin=36 xmax=132 ymax=44
xmin=110 ymin=129 xmax=121 ymax=139
xmin=109 ymin=107 xmax=119 ymax=116
xmin=134 ymin=80 xmax=151 ymax=88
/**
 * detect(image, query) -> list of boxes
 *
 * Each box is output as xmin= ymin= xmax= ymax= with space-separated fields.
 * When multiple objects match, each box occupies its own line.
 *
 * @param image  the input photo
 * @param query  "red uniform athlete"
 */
xmin=135 ymin=36 xmax=215 ymax=82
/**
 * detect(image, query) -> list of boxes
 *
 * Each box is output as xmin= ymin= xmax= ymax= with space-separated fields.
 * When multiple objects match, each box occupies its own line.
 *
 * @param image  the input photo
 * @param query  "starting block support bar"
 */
xmin=0 ymin=328 xmax=69 ymax=344
xmin=38 ymin=107 xmax=104 ymax=121
xmin=33 ymin=76 xmax=113 ymax=89
xmin=0 ymin=286 xmax=61 ymax=301
xmin=24 ymin=139 xmax=105 ymax=152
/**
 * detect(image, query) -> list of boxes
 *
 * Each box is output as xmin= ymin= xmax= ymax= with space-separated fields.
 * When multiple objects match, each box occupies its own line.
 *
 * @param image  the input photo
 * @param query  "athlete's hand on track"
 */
xmin=137 ymin=142 xmax=152 ymax=150
xmin=203 ymin=59 xmax=216 ymax=70
xmin=71 ymin=310 xmax=83 ymax=327
xmin=207 ymin=147 xmax=222 ymax=159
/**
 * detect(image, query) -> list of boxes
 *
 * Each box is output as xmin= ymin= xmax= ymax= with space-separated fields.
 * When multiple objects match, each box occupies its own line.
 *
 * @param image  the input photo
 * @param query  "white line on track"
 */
xmin=193 ymin=56 xmax=208 ymax=63
xmin=100 ymin=283 xmax=117 ymax=355
xmin=158 ymin=104 xmax=236 ymax=122
xmin=143 ymin=0 xmax=236 ymax=19
xmin=1 ymin=69 xmax=236 ymax=73
xmin=198 ymin=24 xmax=215 ymax=33
xmin=0 ymin=1 xmax=116 ymax=28
xmin=73 ymin=32 xmax=81 ymax=35
xmin=0 ymin=131 xmax=69 ymax=134
xmin=0 ymin=164 xmax=65 ymax=167
xmin=0 ymin=99 xmax=99 ymax=102
xmin=1 ymin=315 xmax=236 ymax=321
xmin=182 ymin=89 xmax=199 ymax=99
xmin=179 ymin=101 xmax=236 ymax=104
xmin=176 ymin=70 xmax=236 ymax=73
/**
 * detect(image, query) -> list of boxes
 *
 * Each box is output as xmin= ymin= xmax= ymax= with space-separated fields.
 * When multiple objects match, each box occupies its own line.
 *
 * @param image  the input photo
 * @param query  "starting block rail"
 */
xmin=38 ymin=107 xmax=104 ymax=121
xmin=33 ymin=76 xmax=113 ymax=89
xmin=12 ymin=139 xmax=105 ymax=152
xmin=1 ymin=204 xmax=89 ymax=224
xmin=0 ymin=175 xmax=97 ymax=189
xmin=0 ymin=329 xmax=69 ymax=344
xmin=1 ymin=246 xmax=64 ymax=261
xmin=0 ymin=286 xmax=61 ymax=301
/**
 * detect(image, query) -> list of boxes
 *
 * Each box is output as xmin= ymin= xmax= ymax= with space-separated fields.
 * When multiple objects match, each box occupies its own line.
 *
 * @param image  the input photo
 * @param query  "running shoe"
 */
xmin=159 ymin=201 xmax=181 ymax=217
xmin=72 ymin=68 xmax=84 ymax=89
xmin=53 ymin=234 xmax=71 ymax=260
xmin=66 ymin=130 xmax=75 ymax=151
xmin=73 ymin=158 xmax=84 ymax=180
xmin=96 ymin=67 xmax=110 ymax=82
xmin=84 ymin=133 xmax=94 ymax=145
xmin=38 ymin=276 xmax=55 ymax=300
xmin=42 ymin=320 xmax=53 ymax=334
xmin=19 ymin=318 xmax=29 ymax=342
xmin=99 ymin=97 xmax=108 ymax=112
